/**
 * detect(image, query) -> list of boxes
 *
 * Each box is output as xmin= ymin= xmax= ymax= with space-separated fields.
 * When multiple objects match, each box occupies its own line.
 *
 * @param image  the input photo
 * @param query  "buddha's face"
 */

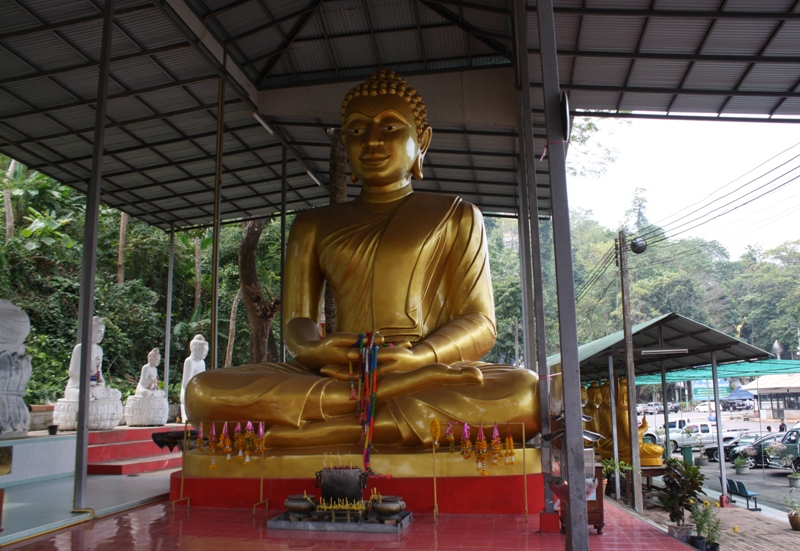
xmin=93 ymin=322 xmax=105 ymax=344
xmin=148 ymin=349 xmax=161 ymax=367
xmin=343 ymin=93 xmax=431 ymax=189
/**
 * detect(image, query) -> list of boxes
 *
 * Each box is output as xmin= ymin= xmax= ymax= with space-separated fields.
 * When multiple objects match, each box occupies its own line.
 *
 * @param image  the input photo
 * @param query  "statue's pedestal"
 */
xmin=0 ymin=346 xmax=32 ymax=440
xmin=170 ymin=448 xmax=543 ymax=514
xmin=53 ymin=398 xmax=123 ymax=430
xmin=124 ymin=395 xmax=169 ymax=426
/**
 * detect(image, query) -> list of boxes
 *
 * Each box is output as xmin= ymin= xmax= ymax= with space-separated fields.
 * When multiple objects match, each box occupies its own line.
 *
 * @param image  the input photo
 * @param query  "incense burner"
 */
xmin=315 ymin=467 xmax=368 ymax=503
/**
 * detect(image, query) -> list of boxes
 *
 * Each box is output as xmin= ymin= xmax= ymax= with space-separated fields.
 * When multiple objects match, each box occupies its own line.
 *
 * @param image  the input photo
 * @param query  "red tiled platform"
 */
xmin=169 ymin=471 xmax=545 ymax=514
xmin=3 ymin=499 xmax=692 ymax=550
xmin=87 ymin=427 xmax=182 ymax=475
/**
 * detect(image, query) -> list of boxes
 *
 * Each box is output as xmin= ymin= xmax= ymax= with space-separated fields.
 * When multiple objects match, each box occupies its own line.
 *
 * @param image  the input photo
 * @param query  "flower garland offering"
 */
xmin=244 ymin=421 xmax=255 ymax=464
xmin=504 ymin=423 xmax=516 ymax=465
xmin=254 ymin=421 xmax=266 ymax=454
xmin=461 ymin=422 xmax=473 ymax=459
xmin=475 ymin=423 xmax=488 ymax=475
xmin=353 ymin=332 xmax=381 ymax=475
xmin=234 ymin=422 xmax=245 ymax=460
xmin=220 ymin=422 xmax=232 ymax=461
xmin=430 ymin=419 xmax=440 ymax=448
xmin=491 ymin=423 xmax=502 ymax=466
xmin=208 ymin=422 xmax=218 ymax=470
xmin=446 ymin=421 xmax=455 ymax=453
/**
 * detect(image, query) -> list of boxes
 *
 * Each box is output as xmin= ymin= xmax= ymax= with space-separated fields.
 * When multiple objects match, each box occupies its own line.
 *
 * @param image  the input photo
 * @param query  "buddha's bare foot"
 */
xmin=378 ymin=363 xmax=483 ymax=401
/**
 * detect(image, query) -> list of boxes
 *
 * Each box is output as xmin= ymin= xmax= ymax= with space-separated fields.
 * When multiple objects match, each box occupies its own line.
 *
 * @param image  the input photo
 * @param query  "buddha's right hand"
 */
xmin=286 ymin=319 xmax=367 ymax=370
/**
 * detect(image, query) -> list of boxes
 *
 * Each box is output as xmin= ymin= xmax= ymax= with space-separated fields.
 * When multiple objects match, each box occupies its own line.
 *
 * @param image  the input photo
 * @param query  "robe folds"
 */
xmin=185 ymin=192 xmax=539 ymax=446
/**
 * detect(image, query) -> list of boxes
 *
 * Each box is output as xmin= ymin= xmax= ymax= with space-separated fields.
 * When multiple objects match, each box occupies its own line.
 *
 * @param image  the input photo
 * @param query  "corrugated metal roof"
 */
xmin=0 ymin=0 xmax=798 ymax=230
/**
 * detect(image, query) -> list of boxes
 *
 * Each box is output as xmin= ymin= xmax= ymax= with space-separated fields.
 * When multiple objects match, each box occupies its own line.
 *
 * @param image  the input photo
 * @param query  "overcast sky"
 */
xmin=566 ymin=118 xmax=800 ymax=260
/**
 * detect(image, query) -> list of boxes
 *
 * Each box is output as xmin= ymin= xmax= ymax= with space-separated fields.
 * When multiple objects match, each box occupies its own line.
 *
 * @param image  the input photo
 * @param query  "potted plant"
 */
xmin=658 ymin=458 xmax=707 ymax=540
xmin=600 ymin=457 xmax=638 ymax=497
xmin=689 ymin=499 xmax=721 ymax=551
xmin=733 ymin=454 xmax=750 ymax=475
xmin=778 ymin=455 xmax=800 ymax=488
xmin=785 ymin=489 xmax=800 ymax=531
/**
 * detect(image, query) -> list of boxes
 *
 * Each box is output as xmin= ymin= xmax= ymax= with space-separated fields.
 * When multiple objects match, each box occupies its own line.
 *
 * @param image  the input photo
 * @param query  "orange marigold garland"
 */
xmin=475 ymin=423 xmax=488 ymax=475
xmin=430 ymin=419 xmax=440 ymax=448
xmin=254 ymin=421 xmax=266 ymax=454
xmin=446 ymin=422 xmax=455 ymax=453
xmin=504 ymin=423 xmax=516 ymax=465
xmin=196 ymin=423 xmax=205 ymax=451
xmin=460 ymin=422 xmax=473 ymax=459
xmin=491 ymin=422 xmax=502 ymax=466
xmin=220 ymin=422 xmax=232 ymax=461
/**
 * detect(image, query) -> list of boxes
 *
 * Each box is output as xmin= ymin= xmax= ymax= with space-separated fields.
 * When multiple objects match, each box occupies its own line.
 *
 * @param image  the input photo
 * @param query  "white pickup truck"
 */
xmin=643 ymin=419 xmax=742 ymax=453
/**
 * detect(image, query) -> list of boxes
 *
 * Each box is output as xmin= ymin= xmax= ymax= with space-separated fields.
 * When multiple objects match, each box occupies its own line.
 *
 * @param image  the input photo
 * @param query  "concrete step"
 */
xmin=88 ymin=439 xmax=172 ymax=463
xmin=87 ymin=426 xmax=180 ymax=445
xmin=87 ymin=452 xmax=183 ymax=475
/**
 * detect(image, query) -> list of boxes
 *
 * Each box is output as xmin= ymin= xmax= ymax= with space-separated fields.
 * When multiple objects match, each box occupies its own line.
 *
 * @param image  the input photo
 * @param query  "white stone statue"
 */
xmin=54 ymin=316 xmax=123 ymax=430
xmin=64 ymin=316 xmax=121 ymax=402
xmin=124 ymin=347 xmax=168 ymax=426
xmin=0 ymin=299 xmax=32 ymax=439
xmin=135 ymin=348 xmax=166 ymax=398
xmin=180 ymin=335 xmax=208 ymax=422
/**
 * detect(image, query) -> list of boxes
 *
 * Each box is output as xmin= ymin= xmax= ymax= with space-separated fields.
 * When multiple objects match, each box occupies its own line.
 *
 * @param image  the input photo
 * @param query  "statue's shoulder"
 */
xmin=408 ymin=192 xmax=483 ymax=222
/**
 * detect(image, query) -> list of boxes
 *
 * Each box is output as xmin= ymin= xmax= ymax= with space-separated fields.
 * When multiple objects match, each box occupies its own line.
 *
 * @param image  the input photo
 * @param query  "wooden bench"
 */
xmin=728 ymin=479 xmax=761 ymax=511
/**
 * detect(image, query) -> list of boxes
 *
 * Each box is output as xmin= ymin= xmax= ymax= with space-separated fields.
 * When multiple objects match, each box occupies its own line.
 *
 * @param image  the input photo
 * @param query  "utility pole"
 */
xmin=618 ymin=230 xmax=643 ymax=511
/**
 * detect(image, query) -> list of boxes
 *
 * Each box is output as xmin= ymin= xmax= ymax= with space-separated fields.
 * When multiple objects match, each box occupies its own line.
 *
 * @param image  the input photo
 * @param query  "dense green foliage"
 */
xmin=3 ymin=149 xmax=799 ymax=406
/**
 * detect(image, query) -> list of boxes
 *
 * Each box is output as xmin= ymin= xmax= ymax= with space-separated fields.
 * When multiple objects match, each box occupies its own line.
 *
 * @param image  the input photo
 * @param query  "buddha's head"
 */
xmin=147 ymin=347 xmax=161 ymax=367
xmin=588 ymin=381 xmax=602 ymax=408
xmin=92 ymin=316 xmax=105 ymax=344
xmin=341 ymin=70 xmax=433 ymax=192
xmin=189 ymin=334 xmax=208 ymax=361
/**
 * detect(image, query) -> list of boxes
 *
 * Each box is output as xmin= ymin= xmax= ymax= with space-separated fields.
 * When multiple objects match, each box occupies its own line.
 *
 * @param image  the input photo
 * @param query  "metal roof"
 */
xmin=634 ymin=359 xmax=800 ymax=385
xmin=546 ymin=312 xmax=771 ymax=382
xmin=1 ymin=0 xmax=799 ymax=230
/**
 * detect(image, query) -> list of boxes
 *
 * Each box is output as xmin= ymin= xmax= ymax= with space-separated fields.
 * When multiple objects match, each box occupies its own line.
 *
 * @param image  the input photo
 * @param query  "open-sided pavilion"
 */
xmin=2 ymin=2 xmax=800 ymax=549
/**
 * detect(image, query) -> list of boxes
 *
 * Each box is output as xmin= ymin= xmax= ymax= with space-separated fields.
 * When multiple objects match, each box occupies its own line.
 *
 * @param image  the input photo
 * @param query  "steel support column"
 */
xmin=73 ymin=0 xmax=115 ymax=511
xmin=711 ymin=352 xmax=730 ymax=504
xmin=535 ymin=1 xmax=588 ymax=547
xmin=279 ymin=146 xmax=287 ymax=362
xmin=210 ymin=76 xmax=224 ymax=369
xmin=514 ymin=0 xmax=552 ymax=512
xmin=164 ymin=225 xmax=175 ymax=392
xmin=609 ymin=356 xmax=621 ymax=501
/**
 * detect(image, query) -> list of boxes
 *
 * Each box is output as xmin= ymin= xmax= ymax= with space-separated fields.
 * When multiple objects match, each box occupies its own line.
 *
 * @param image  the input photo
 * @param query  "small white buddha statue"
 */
xmin=135 ymin=348 xmax=166 ymax=398
xmin=180 ymin=335 xmax=208 ymax=422
xmin=55 ymin=315 xmax=124 ymax=430
xmin=64 ymin=316 xmax=121 ymax=402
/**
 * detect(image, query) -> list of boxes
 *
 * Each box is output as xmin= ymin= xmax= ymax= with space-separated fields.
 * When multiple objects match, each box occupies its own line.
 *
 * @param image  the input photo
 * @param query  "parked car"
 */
xmin=645 ymin=421 xmax=740 ymax=454
xmin=635 ymin=403 xmax=644 ymax=415
xmin=667 ymin=402 xmax=680 ymax=413
xmin=766 ymin=429 xmax=800 ymax=471
xmin=702 ymin=431 xmax=769 ymax=462
xmin=644 ymin=402 xmax=663 ymax=414
xmin=732 ymin=432 xmax=785 ymax=469
xmin=694 ymin=401 xmax=716 ymax=413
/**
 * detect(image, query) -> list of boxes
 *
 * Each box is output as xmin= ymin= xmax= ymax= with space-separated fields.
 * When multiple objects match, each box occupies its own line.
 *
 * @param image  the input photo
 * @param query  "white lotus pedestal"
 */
xmin=124 ymin=395 xmax=168 ymax=426
xmin=53 ymin=398 xmax=123 ymax=430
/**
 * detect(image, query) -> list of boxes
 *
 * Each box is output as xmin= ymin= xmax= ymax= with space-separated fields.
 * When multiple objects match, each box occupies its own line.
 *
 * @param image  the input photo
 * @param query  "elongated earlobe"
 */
xmin=351 ymin=172 xmax=359 ymax=183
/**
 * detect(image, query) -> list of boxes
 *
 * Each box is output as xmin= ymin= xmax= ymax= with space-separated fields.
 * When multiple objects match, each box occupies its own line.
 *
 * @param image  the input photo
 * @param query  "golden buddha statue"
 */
xmin=585 ymin=381 xmax=602 ymax=449
xmin=616 ymin=377 xmax=632 ymax=460
xmin=638 ymin=415 xmax=664 ymax=466
xmin=596 ymin=380 xmax=614 ymax=458
xmin=185 ymin=71 xmax=540 ymax=450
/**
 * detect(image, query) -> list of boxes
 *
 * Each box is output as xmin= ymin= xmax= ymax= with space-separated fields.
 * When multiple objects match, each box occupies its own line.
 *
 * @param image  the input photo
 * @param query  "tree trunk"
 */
xmin=4 ymin=160 xmax=17 ymax=243
xmin=224 ymin=288 xmax=242 ymax=368
xmin=240 ymin=219 xmax=281 ymax=363
xmin=116 ymin=212 xmax=128 ymax=284
xmin=324 ymin=129 xmax=347 ymax=333
xmin=194 ymin=236 xmax=202 ymax=312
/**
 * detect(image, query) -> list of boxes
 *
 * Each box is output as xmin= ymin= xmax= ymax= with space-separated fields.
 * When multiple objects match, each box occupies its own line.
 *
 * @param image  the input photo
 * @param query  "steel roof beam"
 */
xmin=0 ymin=2 xmax=152 ymax=41
xmin=223 ymin=3 xmax=318 ymax=45
xmin=0 ymin=75 xmax=219 ymax=122
xmin=255 ymin=0 xmax=325 ymax=85
xmin=528 ymin=48 xmax=800 ymax=64
xmin=419 ymin=0 xmax=511 ymax=58
xmin=530 ymin=6 xmax=800 ymax=20
xmin=566 ymin=110 xmax=800 ymax=123
xmin=540 ymin=83 xmax=800 ymax=98
xmin=0 ymin=42 xmax=191 ymax=87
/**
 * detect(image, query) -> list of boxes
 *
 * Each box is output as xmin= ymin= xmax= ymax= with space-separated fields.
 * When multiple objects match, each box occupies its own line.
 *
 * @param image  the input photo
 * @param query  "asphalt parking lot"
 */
xmin=644 ymin=409 xmax=798 ymax=512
